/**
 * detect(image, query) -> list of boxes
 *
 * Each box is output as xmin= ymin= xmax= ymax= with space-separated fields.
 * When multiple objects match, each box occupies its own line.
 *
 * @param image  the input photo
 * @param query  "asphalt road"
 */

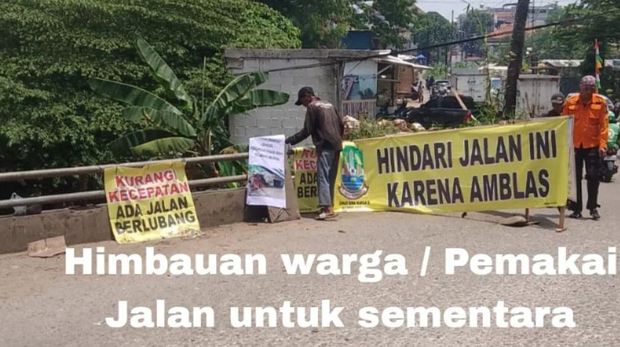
xmin=1 ymin=177 xmax=619 ymax=346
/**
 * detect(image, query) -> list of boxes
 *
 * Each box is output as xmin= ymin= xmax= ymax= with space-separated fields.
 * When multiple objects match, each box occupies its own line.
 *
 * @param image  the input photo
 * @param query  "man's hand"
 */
xmin=600 ymin=148 xmax=606 ymax=157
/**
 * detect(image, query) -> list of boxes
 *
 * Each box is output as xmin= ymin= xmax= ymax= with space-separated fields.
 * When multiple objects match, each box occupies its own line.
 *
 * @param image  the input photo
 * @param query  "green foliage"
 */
xmin=526 ymin=6 xmax=586 ymax=60
xmin=560 ymin=0 xmax=620 ymax=48
xmin=346 ymin=118 xmax=398 ymax=140
xmin=354 ymin=0 xmax=418 ymax=49
xmin=472 ymin=103 xmax=502 ymax=125
xmin=459 ymin=9 xmax=494 ymax=57
xmin=90 ymin=39 xmax=289 ymax=160
xmin=257 ymin=0 xmax=352 ymax=48
xmin=218 ymin=144 xmax=249 ymax=188
xmin=259 ymin=0 xmax=418 ymax=48
xmin=0 ymin=0 xmax=299 ymax=197
xmin=414 ymin=12 xmax=455 ymax=63
xmin=429 ymin=63 xmax=449 ymax=79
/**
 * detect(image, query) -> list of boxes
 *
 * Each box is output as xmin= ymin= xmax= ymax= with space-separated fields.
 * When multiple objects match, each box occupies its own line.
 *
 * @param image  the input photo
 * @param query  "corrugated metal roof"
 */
xmin=540 ymin=59 xmax=582 ymax=68
xmin=541 ymin=59 xmax=619 ymax=68
xmin=373 ymin=55 xmax=431 ymax=70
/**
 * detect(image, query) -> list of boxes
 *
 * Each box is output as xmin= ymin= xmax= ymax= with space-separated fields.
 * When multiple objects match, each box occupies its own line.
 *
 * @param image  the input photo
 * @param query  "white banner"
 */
xmin=246 ymin=135 xmax=287 ymax=208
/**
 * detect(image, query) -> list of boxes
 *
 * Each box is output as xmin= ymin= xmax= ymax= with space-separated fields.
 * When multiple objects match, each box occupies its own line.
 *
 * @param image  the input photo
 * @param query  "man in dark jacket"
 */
xmin=286 ymin=87 xmax=344 ymax=220
xmin=543 ymin=92 xmax=565 ymax=117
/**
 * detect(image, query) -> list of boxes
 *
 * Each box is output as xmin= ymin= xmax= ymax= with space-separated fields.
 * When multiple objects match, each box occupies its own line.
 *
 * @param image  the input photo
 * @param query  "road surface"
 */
xmin=0 ymin=178 xmax=619 ymax=346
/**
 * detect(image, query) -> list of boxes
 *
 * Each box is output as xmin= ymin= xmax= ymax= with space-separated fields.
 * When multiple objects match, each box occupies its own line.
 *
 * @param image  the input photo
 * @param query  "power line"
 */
xmin=264 ymin=17 xmax=584 ymax=73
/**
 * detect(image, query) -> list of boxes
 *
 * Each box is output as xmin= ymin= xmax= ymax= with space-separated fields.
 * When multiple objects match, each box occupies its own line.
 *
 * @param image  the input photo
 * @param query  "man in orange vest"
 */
xmin=562 ymin=75 xmax=609 ymax=219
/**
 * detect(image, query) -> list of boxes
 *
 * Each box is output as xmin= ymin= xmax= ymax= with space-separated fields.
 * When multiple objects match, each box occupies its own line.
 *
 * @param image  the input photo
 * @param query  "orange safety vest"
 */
xmin=562 ymin=94 xmax=609 ymax=149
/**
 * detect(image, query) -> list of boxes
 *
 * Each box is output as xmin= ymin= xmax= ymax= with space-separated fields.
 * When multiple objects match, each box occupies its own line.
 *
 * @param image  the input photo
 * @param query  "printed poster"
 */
xmin=291 ymin=146 xmax=319 ymax=213
xmin=247 ymin=135 xmax=286 ymax=208
xmin=103 ymin=161 xmax=200 ymax=244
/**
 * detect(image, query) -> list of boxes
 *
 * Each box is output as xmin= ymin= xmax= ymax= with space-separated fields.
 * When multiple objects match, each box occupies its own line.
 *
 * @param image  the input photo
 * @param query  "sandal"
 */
xmin=315 ymin=212 xmax=338 ymax=220
xmin=314 ymin=212 xmax=338 ymax=220
xmin=324 ymin=212 xmax=338 ymax=220
xmin=315 ymin=212 xmax=327 ymax=220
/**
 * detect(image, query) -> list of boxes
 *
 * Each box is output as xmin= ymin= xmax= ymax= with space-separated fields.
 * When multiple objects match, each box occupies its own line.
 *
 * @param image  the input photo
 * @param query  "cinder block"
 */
xmin=265 ymin=118 xmax=283 ymax=129
xmin=231 ymin=127 xmax=246 ymax=137
xmin=239 ymin=116 xmax=258 ymax=127
xmin=246 ymin=127 xmax=269 ymax=138
xmin=282 ymin=118 xmax=304 ymax=128
xmin=293 ymin=76 xmax=319 ymax=86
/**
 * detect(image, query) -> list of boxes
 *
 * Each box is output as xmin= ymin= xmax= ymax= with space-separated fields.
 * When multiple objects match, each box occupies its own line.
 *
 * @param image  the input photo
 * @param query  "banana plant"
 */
xmin=89 ymin=38 xmax=289 ymax=163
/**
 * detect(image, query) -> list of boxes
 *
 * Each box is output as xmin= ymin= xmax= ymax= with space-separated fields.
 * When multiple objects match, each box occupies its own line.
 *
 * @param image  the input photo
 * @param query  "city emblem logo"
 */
xmin=338 ymin=142 xmax=368 ymax=199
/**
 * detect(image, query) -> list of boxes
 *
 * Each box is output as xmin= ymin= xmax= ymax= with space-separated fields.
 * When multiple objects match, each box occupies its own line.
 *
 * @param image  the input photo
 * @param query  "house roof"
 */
xmin=373 ymin=55 xmax=431 ymax=70
xmin=540 ymin=59 xmax=583 ymax=68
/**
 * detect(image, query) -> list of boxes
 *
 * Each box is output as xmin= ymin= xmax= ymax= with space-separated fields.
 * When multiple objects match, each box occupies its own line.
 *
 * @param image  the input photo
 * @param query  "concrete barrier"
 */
xmin=0 ymin=188 xmax=246 ymax=254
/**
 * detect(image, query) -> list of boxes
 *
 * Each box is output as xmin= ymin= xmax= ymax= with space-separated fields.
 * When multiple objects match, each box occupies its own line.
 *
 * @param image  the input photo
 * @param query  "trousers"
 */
xmin=317 ymin=149 xmax=340 ymax=207
xmin=574 ymin=147 xmax=601 ymax=212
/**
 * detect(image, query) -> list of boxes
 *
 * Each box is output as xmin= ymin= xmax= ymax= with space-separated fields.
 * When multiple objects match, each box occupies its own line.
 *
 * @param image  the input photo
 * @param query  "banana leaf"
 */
xmin=88 ymin=78 xmax=182 ymax=115
xmin=136 ymin=38 xmax=192 ymax=107
xmin=230 ymin=89 xmax=289 ymax=115
xmin=121 ymin=107 xmax=196 ymax=138
xmin=217 ymin=144 xmax=249 ymax=188
xmin=109 ymin=128 xmax=177 ymax=154
xmin=200 ymin=72 xmax=269 ymax=124
xmin=130 ymin=137 xmax=195 ymax=156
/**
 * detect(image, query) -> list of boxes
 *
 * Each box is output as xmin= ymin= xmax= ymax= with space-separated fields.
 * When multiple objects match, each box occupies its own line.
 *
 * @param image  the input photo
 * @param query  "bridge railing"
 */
xmin=0 ymin=153 xmax=249 ymax=210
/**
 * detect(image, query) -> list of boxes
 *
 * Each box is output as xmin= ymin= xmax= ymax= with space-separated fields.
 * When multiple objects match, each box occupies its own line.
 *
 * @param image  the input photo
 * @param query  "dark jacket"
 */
xmin=286 ymin=99 xmax=344 ymax=151
xmin=542 ymin=109 xmax=562 ymax=117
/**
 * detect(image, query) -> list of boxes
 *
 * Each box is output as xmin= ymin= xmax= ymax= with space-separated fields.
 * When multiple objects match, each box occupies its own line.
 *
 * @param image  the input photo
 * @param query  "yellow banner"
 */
xmin=104 ymin=161 xmax=200 ymax=243
xmin=291 ymin=147 xmax=319 ymax=213
xmin=335 ymin=118 xmax=571 ymax=213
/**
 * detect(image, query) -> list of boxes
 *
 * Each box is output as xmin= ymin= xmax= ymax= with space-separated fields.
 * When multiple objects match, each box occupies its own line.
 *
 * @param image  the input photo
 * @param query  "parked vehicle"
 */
xmin=376 ymin=97 xmax=408 ymax=119
xmin=434 ymin=80 xmax=450 ymax=89
xmin=405 ymin=95 xmax=475 ymax=129
xmin=431 ymin=80 xmax=450 ymax=98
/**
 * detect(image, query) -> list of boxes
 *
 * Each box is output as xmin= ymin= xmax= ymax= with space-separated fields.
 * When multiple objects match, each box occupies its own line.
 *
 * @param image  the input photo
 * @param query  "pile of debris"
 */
xmin=343 ymin=115 xmax=426 ymax=140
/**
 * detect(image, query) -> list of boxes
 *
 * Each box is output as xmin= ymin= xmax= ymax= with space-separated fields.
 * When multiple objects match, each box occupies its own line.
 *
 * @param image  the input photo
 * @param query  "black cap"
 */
xmin=551 ymin=92 xmax=565 ymax=104
xmin=294 ymin=86 xmax=314 ymax=105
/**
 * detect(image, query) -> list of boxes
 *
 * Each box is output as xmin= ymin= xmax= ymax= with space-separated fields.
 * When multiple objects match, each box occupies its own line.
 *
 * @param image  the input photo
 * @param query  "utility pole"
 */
xmin=503 ymin=0 xmax=530 ymax=119
xmin=450 ymin=10 xmax=454 ymax=75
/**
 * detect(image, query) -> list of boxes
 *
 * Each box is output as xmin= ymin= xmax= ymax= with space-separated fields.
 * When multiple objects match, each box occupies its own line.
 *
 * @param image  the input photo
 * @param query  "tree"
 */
xmin=413 ymin=12 xmax=455 ymax=64
xmin=459 ymin=9 xmax=494 ymax=57
xmin=257 ymin=0 xmax=353 ymax=48
xmin=527 ymin=5 xmax=586 ymax=60
xmin=353 ymin=0 xmax=418 ymax=49
xmin=0 ymin=0 xmax=300 ymax=198
xmin=552 ymin=0 xmax=620 ymax=95
xmin=504 ymin=0 xmax=530 ymax=118
xmin=258 ymin=0 xmax=419 ymax=49
xmin=560 ymin=0 xmax=620 ymax=48
xmin=90 ymin=39 xmax=289 ymax=158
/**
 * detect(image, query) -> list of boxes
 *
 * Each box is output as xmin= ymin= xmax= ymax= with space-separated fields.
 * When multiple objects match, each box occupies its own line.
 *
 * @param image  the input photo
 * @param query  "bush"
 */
xmin=0 ymin=0 xmax=300 ymax=198
xmin=346 ymin=117 xmax=398 ymax=140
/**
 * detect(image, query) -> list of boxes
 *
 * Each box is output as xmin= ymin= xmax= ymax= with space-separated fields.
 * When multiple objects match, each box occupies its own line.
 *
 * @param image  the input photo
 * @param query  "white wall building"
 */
xmin=223 ymin=49 xmax=429 ymax=145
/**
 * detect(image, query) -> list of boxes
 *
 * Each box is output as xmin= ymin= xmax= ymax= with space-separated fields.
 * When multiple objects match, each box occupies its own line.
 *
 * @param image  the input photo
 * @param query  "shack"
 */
xmin=224 ymin=49 xmax=430 ymax=145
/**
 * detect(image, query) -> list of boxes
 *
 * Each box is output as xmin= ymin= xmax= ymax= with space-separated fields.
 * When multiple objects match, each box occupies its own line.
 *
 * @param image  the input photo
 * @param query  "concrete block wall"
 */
xmin=0 ymin=188 xmax=247 ymax=254
xmin=228 ymin=58 xmax=338 ymax=145
xmin=224 ymin=49 xmax=387 ymax=146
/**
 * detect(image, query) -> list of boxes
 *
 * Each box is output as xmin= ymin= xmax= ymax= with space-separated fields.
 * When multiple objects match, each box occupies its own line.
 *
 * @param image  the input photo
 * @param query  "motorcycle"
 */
xmin=600 ymin=111 xmax=619 ymax=182
xmin=376 ymin=97 xmax=409 ymax=120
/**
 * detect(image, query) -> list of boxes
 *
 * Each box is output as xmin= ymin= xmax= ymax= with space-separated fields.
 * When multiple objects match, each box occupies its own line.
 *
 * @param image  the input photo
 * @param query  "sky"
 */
xmin=416 ymin=0 xmax=578 ymax=22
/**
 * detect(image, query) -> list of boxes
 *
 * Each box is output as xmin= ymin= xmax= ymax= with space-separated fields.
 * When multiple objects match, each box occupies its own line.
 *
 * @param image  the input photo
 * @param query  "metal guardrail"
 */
xmin=0 ymin=153 xmax=249 ymax=209
xmin=0 ymin=153 xmax=249 ymax=182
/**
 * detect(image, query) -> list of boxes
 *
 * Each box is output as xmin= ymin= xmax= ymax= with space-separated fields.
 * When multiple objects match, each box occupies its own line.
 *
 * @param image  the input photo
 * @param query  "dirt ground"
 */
xmin=0 ymin=177 xmax=619 ymax=346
